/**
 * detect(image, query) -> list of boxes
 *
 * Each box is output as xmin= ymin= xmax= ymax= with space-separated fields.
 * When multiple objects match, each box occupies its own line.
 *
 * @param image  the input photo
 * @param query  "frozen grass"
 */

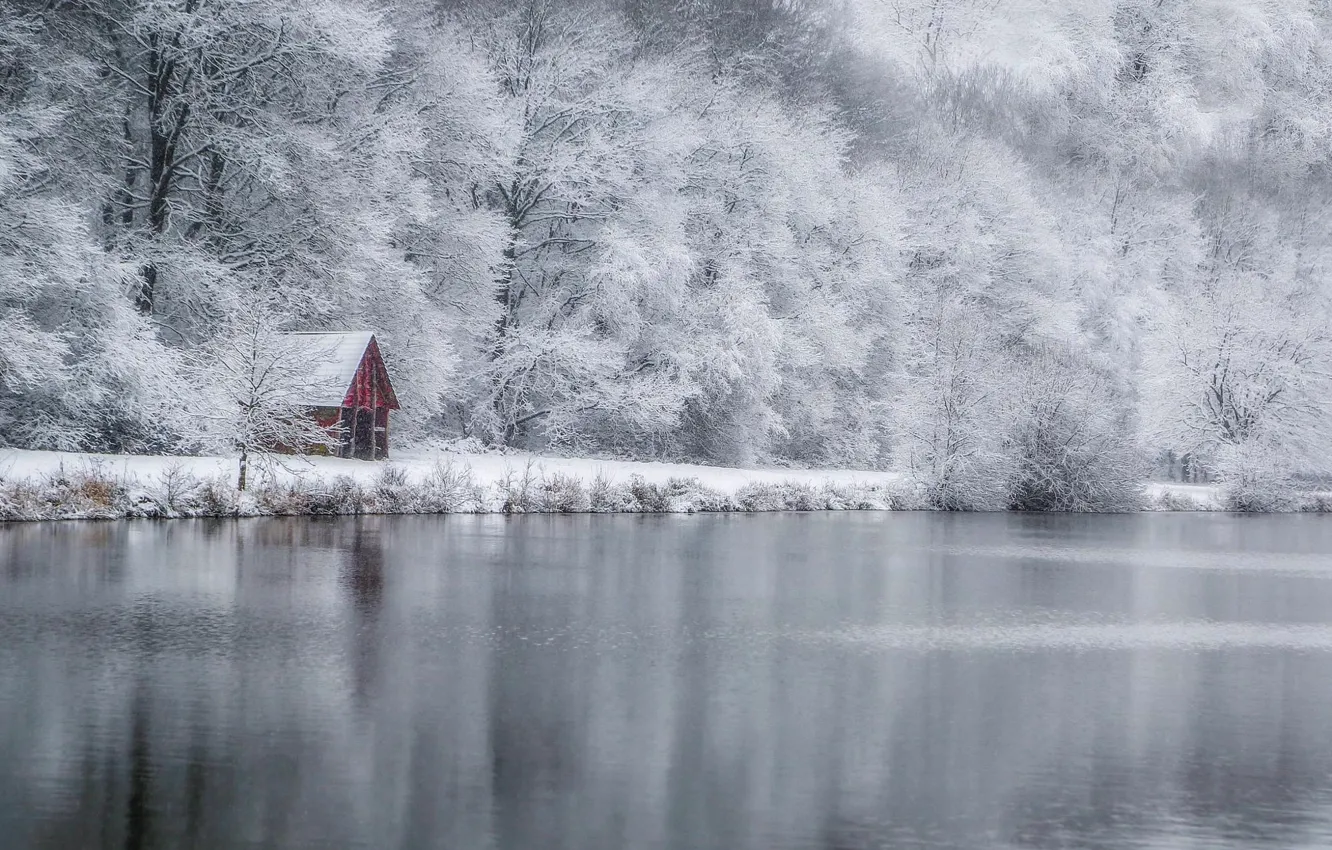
xmin=0 ymin=451 xmax=913 ymax=521
xmin=1142 ymin=481 xmax=1332 ymax=513
xmin=1 ymin=449 xmax=1327 ymax=521
xmin=1143 ymin=482 xmax=1225 ymax=512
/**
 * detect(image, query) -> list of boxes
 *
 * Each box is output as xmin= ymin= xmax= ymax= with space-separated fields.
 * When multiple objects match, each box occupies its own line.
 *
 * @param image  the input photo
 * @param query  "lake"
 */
xmin=3 ymin=513 xmax=1332 ymax=850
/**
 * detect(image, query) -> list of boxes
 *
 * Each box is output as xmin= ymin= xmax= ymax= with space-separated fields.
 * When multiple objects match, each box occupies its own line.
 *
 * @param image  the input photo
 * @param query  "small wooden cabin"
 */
xmin=281 ymin=331 xmax=399 ymax=461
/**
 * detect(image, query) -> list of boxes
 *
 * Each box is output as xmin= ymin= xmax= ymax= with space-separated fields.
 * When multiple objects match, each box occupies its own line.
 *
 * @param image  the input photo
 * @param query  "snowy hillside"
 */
xmin=3 ymin=1 xmax=1331 ymax=511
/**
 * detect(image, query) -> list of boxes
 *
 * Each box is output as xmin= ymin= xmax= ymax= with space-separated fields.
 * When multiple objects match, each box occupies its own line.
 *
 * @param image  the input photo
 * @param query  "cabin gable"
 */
xmin=342 ymin=337 xmax=400 ymax=412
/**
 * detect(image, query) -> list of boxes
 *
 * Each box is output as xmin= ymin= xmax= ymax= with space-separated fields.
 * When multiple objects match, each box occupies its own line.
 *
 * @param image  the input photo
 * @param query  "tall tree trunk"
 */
xmin=491 ymin=225 xmax=521 ymax=444
xmin=136 ymin=30 xmax=192 ymax=315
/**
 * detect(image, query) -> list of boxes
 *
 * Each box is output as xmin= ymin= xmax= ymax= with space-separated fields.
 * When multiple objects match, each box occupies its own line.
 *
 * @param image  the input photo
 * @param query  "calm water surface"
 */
xmin=3 ymin=513 xmax=1332 ymax=850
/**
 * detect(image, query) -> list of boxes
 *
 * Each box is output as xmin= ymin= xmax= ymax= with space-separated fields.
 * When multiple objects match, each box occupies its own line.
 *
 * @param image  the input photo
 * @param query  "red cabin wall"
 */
xmin=313 ymin=408 xmax=341 ymax=429
xmin=333 ymin=339 xmax=398 ymax=460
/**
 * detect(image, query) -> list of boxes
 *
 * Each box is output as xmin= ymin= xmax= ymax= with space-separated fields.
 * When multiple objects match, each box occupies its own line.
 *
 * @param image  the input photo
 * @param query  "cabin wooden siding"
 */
xmin=334 ymin=336 xmax=398 ymax=461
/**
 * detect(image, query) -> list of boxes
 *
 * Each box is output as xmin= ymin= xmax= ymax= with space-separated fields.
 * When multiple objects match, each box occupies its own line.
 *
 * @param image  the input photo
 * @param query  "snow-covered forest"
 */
xmin=3 ymin=0 xmax=1332 ymax=510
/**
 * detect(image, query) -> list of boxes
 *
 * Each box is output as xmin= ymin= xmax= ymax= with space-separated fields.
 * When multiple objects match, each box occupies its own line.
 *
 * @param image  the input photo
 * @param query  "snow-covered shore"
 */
xmin=0 ymin=447 xmax=901 ymax=493
xmin=0 ymin=447 xmax=1298 ymax=522
xmin=0 ymin=447 xmax=913 ymax=521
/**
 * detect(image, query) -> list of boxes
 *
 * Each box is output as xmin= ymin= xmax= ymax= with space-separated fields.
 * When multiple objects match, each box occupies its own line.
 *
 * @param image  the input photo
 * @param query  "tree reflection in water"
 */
xmin=3 ymin=514 xmax=1332 ymax=850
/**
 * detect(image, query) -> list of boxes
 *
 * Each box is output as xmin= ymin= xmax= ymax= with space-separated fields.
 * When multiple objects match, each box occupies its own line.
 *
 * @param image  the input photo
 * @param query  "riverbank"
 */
xmin=0 ymin=448 xmax=1317 ymax=521
xmin=0 ymin=447 xmax=904 ymax=520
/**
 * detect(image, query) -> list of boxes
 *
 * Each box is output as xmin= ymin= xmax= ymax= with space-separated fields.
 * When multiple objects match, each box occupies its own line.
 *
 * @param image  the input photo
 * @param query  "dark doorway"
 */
xmin=337 ymin=407 xmax=378 ymax=460
xmin=353 ymin=409 xmax=375 ymax=460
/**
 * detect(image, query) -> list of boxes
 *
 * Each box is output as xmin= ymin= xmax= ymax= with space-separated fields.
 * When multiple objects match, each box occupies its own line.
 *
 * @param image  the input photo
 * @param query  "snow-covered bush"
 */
xmin=147 ymin=463 xmax=203 ymax=516
xmin=1147 ymin=489 xmax=1209 ymax=512
xmin=537 ymin=473 xmax=591 ymax=513
xmin=318 ymin=477 xmax=366 ymax=516
xmin=0 ymin=477 xmax=47 ymax=521
xmin=256 ymin=476 xmax=365 ymax=516
xmin=1299 ymin=493 xmax=1332 ymax=514
xmin=627 ymin=475 xmax=672 ymax=512
xmin=589 ymin=472 xmax=636 ymax=512
xmin=666 ymin=478 xmax=733 ymax=512
xmin=736 ymin=482 xmax=812 ymax=511
xmin=1004 ymin=351 xmax=1145 ymax=512
xmin=497 ymin=462 xmax=541 ymax=513
xmin=368 ymin=465 xmax=413 ymax=513
xmin=419 ymin=461 xmax=482 ymax=513
xmin=197 ymin=477 xmax=240 ymax=517
xmin=1216 ymin=443 xmax=1299 ymax=513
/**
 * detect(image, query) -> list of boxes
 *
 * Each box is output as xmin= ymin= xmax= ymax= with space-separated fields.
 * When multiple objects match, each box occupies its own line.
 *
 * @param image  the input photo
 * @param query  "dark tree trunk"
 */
xmin=135 ymin=27 xmax=193 ymax=315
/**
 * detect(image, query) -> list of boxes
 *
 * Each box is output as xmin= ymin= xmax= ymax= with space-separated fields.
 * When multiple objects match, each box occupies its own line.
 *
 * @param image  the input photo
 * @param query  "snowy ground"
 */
xmin=0 ymin=446 xmax=927 ymax=519
xmin=0 ymin=445 xmax=1251 ymax=520
xmin=0 ymin=446 xmax=902 ymax=493
xmin=1143 ymin=481 xmax=1225 ymax=510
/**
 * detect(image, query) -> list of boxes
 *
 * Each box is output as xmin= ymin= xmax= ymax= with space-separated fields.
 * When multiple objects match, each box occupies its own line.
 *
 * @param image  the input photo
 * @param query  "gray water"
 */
xmin=3 ymin=514 xmax=1332 ymax=850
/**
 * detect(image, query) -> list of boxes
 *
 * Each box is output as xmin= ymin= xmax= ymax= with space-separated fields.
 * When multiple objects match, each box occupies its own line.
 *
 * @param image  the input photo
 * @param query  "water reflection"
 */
xmin=2 ymin=514 xmax=1332 ymax=849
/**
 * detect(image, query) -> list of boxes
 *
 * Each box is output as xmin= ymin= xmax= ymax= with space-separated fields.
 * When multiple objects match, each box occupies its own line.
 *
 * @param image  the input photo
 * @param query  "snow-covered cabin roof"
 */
xmin=279 ymin=331 xmax=377 ymax=408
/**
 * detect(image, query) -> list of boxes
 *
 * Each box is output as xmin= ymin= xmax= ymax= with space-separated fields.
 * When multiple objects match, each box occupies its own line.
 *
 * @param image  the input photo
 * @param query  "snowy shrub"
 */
xmin=885 ymin=481 xmax=930 ymax=511
xmin=589 ymin=472 xmax=636 ymax=512
xmin=735 ymin=483 xmax=789 ymax=511
xmin=538 ymin=473 xmax=591 ymax=513
xmin=376 ymin=464 xmax=410 ymax=489
xmin=253 ymin=477 xmax=363 ymax=516
xmin=1222 ymin=478 xmax=1297 ymax=513
xmin=256 ymin=484 xmax=310 ymax=516
xmin=370 ymin=465 xmax=414 ymax=513
xmin=621 ymin=476 xmax=735 ymax=513
xmin=787 ymin=483 xmax=822 ymax=511
xmin=418 ymin=460 xmax=480 ymax=513
xmin=197 ymin=477 xmax=240 ymax=517
xmin=0 ymin=478 xmax=46 ymax=521
xmin=28 ymin=463 xmax=130 ymax=519
xmin=497 ymin=462 xmax=542 ymax=513
xmin=1299 ymin=493 xmax=1332 ymax=514
xmin=732 ymin=481 xmax=825 ymax=511
xmin=1005 ymin=352 xmax=1144 ymax=513
xmin=665 ymin=477 xmax=732 ymax=512
xmin=1149 ymin=489 xmax=1209 ymax=512
xmin=65 ymin=466 xmax=123 ymax=514
xmin=627 ymin=475 xmax=671 ymax=512
xmin=311 ymin=477 xmax=364 ymax=515
xmin=587 ymin=471 xmax=612 ymax=511
xmin=149 ymin=462 xmax=203 ymax=515
xmin=900 ymin=450 xmax=1012 ymax=510
xmin=819 ymin=482 xmax=861 ymax=510
xmin=267 ymin=476 xmax=367 ymax=516
xmin=814 ymin=480 xmax=907 ymax=511
xmin=1216 ymin=443 xmax=1298 ymax=513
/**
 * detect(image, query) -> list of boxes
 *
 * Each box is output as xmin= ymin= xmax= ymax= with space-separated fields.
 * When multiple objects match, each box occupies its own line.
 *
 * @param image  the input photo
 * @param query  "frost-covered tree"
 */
xmin=186 ymin=298 xmax=338 ymax=490
xmin=890 ymin=129 xmax=1078 ymax=506
xmin=452 ymin=3 xmax=694 ymax=447
xmin=673 ymin=87 xmax=898 ymax=466
xmin=895 ymin=299 xmax=1010 ymax=510
xmin=378 ymin=6 xmax=513 ymax=433
xmin=31 ymin=0 xmax=397 ymax=327
xmin=1144 ymin=265 xmax=1332 ymax=482
xmin=2 ymin=0 xmax=1332 ymax=502
xmin=1006 ymin=347 xmax=1144 ymax=512
xmin=21 ymin=0 xmax=491 ymax=440
xmin=0 ymin=7 xmax=183 ymax=451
